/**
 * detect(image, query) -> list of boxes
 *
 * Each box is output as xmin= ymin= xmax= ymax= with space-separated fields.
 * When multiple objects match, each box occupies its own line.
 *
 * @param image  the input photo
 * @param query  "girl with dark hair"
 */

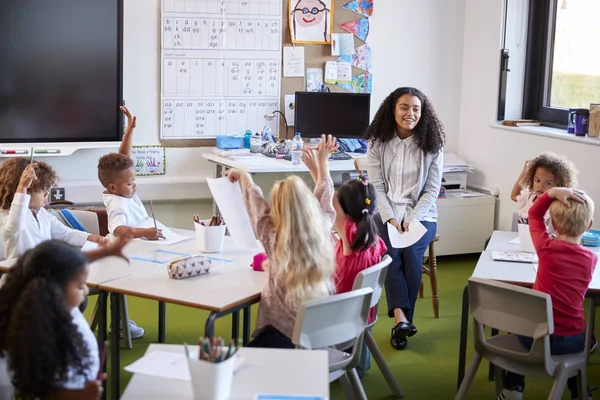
xmin=365 ymin=87 xmax=445 ymax=350
xmin=0 ymin=238 xmax=129 ymax=400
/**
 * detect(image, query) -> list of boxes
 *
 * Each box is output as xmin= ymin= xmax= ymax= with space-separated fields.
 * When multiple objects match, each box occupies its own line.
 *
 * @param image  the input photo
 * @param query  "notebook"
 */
xmin=491 ymin=251 xmax=538 ymax=264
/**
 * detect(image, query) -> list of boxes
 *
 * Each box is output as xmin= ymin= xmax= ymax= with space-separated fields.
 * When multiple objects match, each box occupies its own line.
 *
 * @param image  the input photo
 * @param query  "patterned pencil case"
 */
xmin=167 ymin=255 xmax=212 ymax=280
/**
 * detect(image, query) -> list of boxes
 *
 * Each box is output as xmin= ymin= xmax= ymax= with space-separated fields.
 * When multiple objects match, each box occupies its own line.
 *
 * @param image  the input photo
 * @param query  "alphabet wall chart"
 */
xmin=162 ymin=0 xmax=282 ymax=139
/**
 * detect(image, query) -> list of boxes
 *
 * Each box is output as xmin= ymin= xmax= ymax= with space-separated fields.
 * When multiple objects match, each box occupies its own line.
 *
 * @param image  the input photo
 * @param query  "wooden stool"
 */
xmin=419 ymin=235 xmax=440 ymax=318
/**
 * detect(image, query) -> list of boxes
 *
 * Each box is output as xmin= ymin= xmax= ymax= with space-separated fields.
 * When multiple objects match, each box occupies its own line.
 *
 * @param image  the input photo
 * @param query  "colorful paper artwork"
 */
xmin=337 ymin=43 xmax=371 ymax=71
xmin=337 ymin=72 xmax=372 ymax=94
xmin=339 ymin=17 xmax=369 ymax=42
xmin=289 ymin=0 xmax=334 ymax=44
xmin=342 ymin=0 xmax=373 ymax=17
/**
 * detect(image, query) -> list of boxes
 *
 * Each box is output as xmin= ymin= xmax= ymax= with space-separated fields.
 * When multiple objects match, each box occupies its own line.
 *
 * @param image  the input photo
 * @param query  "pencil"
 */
xmin=97 ymin=341 xmax=108 ymax=379
xmin=29 ymin=147 xmax=34 ymax=164
xmin=149 ymin=199 xmax=158 ymax=230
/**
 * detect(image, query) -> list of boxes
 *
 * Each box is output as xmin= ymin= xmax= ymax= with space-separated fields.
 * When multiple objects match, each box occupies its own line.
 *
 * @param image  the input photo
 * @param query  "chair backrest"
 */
xmin=64 ymin=210 xmax=101 ymax=235
xmin=511 ymin=212 xmax=519 ymax=232
xmin=354 ymin=157 xmax=368 ymax=176
xmin=352 ymin=255 xmax=391 ymax=309
xmin=468 ymin=277 xmax=556 ymax=374
xmin=292 ymin=287 xmax=373 ymax=350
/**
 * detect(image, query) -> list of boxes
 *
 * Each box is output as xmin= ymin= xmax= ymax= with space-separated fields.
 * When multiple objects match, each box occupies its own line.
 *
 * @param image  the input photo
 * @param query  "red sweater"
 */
xmin=529 ymin=192 xmax=597 ymax=336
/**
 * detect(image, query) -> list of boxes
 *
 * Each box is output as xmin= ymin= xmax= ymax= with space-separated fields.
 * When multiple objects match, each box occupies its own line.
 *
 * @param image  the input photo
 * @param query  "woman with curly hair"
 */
xmin=0 ymin=238 xmax=129 ymax=400
xmin=365 ymin=87 xmax=444 ymax=350
xmin=0 ymin=158 xmax=106 ymax=260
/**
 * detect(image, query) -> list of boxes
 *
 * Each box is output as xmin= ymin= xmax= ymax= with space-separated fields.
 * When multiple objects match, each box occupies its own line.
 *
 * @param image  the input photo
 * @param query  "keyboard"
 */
xmin=283 ymin=151 xmax=352 ymax=161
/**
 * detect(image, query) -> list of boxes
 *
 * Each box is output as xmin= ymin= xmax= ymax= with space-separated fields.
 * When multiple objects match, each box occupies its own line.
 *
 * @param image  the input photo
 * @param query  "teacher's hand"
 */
xmin=388 ymin=218 xmax=404 ymax=234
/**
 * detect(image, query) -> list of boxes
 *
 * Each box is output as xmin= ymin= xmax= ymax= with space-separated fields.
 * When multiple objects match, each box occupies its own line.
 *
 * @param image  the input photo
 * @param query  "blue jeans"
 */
xmin=504 ymin=331 xmax=585 ymax=398
xmin=376 ymin=217 xmax=437 ymax=322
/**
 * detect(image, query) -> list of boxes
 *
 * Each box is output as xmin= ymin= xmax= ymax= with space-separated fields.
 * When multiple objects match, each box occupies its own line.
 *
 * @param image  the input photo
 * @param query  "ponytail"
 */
xmin=337 ymin=177 xmax=379 ymax=252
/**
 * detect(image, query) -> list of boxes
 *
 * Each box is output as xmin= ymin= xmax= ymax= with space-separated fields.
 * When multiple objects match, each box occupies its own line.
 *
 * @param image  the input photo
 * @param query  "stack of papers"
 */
xmin=491 ymin=251 xmax=538 ymax=264
xmin=212 ymin=148 xmax=252 ymax=158
xmin=443 ymin=153 xmax=474 ymax=174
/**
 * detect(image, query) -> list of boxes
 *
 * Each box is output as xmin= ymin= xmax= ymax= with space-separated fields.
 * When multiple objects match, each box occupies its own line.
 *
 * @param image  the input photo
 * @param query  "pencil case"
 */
xmin=167 ymin=255 xmax=212 ymax=280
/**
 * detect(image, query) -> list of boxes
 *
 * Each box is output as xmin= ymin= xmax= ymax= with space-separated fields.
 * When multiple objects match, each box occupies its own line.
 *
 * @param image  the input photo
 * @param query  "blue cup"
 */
xmin=570 ymin=109 xmax=590 ymax=136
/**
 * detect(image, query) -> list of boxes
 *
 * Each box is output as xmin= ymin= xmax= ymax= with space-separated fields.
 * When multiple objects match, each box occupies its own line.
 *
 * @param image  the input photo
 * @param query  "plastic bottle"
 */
xmin=291 ymin=132 xmax=303 ymax=165
xmin=243 ymin=130 xmax=252 ymax=149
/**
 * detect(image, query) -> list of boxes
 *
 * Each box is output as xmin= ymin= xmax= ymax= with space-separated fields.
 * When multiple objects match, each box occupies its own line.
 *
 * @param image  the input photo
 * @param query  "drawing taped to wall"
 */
xmin=289 ymin=0 xmax=334 ymax=44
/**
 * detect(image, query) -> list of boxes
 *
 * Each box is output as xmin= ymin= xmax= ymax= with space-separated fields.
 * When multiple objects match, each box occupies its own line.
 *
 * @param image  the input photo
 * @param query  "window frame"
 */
xmin=522 ymin=0 xmax=568 ymax=128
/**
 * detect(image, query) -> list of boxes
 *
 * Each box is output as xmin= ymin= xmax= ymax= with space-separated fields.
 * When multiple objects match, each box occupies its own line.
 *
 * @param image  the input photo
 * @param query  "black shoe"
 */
xmin=391 ymin=321 xmax=418 ymax=339
xmin=390 ymin=335 xmax=407 ymax=350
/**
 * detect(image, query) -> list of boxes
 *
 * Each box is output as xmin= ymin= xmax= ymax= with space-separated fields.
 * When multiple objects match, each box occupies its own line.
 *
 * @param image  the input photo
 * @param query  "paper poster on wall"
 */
xmin=331 ymin=33 xmax=354 ymax=56
xmin=340 ymin=17 xmax=369 ymax=42
xmin=283 ymin=46 xmax=305 ymax=77
xmin=337 ymin=43 xmax=371 ymax=71
xmin=324 ymin=61 xmax=352 ymax=84
xmin=337 ymin=71 xmax=372 ymax=94
xmin=289 ymin=0 xmax=334 ymax=44
xmin=306 ymin=68 xmax=324 ymax=91
xmin=342 ymin=0 xmax=373 ymax=17
xmin=132 ymin=146 xmax=166 ymax=176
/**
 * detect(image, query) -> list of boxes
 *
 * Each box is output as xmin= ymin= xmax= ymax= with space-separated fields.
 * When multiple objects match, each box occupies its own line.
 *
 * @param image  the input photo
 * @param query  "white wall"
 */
xmin=458 ymin=0 xmax=600 ymax=230
xmin=369 ymin=0 xmax=466 ymax=153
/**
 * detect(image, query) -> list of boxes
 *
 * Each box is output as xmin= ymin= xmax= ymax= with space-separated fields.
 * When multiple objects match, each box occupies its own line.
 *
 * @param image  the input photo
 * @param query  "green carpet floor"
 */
xmin=86 ymin=254 xmax=600 ymax=399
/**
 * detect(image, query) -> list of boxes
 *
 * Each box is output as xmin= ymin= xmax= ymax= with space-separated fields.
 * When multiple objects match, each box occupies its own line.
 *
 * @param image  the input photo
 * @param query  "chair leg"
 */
xmin=339 ymin=373 xmax=356 ymax=400
xmin=548 ymin=368 xmax=569 ymax=400
xmin=348 ymin=368 xmax=368 ymax=400
xmin=493 ymin=366 xmax=504 ymax=394
xmin=455 ymin=354 xmax=483 ymax=400
xmin=419 ymin=279 xmax=424 ymax=298
xmin=119 ymin=295 xmax=132 ymax=350
xmin=578 ymin=368 xmax=587 ymax=400
xmin=429 ymin=243 xmax=439 ymax=318
xmin=364 ymin=331 xmax=403 ymax=398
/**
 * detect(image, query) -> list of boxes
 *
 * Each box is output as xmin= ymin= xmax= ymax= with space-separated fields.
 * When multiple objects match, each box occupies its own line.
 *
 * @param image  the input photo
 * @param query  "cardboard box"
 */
xmin=589 ymin=103 xmax=600 ymax=138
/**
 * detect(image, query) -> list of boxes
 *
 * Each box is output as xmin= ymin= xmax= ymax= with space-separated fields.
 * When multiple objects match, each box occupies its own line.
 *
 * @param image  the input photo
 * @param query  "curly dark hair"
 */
xmin=519 ymin=152 xmax=578 ymax=190
xmin=97 ymin=152 xmax=134 ymax=188
xmin=0 ymin=158 xmax=57 ymax=210
xmin=337 ymin=177 xmax=378 ymax=252
xmin=0 ymin=240 xmax=90 ymax=399
xmin=365 ymin=87 xmax=446 ymax=154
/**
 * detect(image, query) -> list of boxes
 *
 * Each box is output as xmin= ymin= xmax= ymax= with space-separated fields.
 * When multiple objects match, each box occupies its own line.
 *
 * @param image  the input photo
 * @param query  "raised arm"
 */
xmin=511 ymin=160 xmax=530 ymax=202
xmin=85 ymin=235 xmax=131 ymax=263
xmin=406 ymin=151 xmax=443 ymax=224
xmin=2 ymin=166 xmax=37 ymax=237
xmin=118 ymin=106 xmax=136 ymax=158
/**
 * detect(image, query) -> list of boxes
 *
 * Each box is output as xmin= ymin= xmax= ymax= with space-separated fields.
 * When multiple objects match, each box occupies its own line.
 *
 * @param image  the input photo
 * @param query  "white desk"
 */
xmin=121 ymin=345 xmax=329 ymax=400
xmin=456 ymin=230 xmax=600 ymax=390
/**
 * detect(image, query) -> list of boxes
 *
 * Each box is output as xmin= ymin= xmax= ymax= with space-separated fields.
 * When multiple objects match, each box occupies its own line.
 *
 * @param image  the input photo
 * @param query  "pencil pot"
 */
xmin=187 ymin=348 xmax=236 ymax=400
xmin=194 ymin=221 xmax=226 ymax=253
xmin=518 ymin=224 xmax=535 ymax=253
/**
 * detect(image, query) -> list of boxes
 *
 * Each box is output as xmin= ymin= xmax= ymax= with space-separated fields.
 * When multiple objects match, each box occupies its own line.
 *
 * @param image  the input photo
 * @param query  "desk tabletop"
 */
xmin=121 ymin=344 xmax=329 ymax=400
xmin=203 ymin=152 xmax=361 ymax=173
xmin=97 ymin=233 xmax=266 ymax=312
xmin=473 ymin=231 xmax=600 ymax=292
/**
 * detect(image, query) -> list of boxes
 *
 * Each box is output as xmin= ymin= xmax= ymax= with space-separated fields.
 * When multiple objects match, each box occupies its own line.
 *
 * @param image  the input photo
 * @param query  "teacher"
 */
xmin=365 ymin=87 xmax=444 ymax=350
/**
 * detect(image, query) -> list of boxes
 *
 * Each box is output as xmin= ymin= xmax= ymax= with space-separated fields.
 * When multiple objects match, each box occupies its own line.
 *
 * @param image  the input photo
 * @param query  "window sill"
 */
xmin=489 ymin=123 xmax=600 ymax=147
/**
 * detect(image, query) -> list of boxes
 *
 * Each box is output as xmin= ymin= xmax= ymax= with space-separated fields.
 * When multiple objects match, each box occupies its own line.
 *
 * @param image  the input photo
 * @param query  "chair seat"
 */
xmin=324 ymin=347 xmax=352 ymax=374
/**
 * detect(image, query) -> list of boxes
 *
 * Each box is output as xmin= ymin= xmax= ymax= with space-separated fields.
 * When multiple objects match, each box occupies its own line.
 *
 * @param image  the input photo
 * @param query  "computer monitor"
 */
xmin=294 ymin=92 xmax=370 ymax=138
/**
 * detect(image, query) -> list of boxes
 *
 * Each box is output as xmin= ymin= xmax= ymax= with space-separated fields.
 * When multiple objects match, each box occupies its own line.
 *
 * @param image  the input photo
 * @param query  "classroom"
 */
xmin=1 ymin=0 xmax=600 ymax=399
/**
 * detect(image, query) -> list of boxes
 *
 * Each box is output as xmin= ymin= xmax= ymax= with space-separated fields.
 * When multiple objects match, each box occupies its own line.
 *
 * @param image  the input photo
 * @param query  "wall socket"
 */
xmin=50 ymin=188 xmax=66 ymax=202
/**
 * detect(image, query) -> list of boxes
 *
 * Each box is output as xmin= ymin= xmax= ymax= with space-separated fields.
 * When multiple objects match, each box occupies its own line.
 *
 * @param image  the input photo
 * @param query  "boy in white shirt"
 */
xmin=0 ymin=159 xmax=106 ymax=260
xmin=97 ymin=106 xmax=163 ymax=240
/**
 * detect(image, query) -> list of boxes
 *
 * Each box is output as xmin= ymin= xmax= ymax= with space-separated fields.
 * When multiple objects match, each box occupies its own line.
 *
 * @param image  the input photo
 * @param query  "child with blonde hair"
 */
xmin=0 ymin=158 xmax=106 ymax=260
xmin=223 ymin=161 xmax=336 ymax=348
xmin=498 ymin=187 xmax=595 ymax=400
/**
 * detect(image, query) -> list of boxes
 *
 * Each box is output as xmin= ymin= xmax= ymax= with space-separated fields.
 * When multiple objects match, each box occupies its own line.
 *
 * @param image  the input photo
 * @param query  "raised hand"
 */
xmin=120 ymin=105 xmax=137 ymax=129
xmin=17 ymin=164 xmax=38 ymax=193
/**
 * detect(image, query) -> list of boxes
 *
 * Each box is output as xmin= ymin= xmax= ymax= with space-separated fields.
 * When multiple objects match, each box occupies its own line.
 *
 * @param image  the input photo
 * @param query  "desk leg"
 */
xmin=232 ymin=311 xmax=240 ymax=342
xmin=586 ymin=296 xmax=597 ymax=363
xmin=110 ymin=293 xmax=121 ymax=400
xmin=97 ymin=291 xmax=108 ymax=400
xmin=214 ymin=164 xmax=223 ymax=218
xmin=205 ymin=313 xmax=217 ymax=338
xmin=243 ymin=307 xmax=251 ymax=346
xmin=457 ymin=284 xmax=469 ymax=392
xmin=158 ymin=302 xmax=166 ymax=343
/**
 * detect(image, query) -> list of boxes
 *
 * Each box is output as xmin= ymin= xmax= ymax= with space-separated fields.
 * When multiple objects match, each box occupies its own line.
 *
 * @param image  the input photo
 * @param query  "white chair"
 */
xmin=456 ymin=277 xmax=588 ymax=400
xmin=352 ymin=255 xmax=404 ymax=398
xmin=292 ymin=287 xmax=373 ymax=400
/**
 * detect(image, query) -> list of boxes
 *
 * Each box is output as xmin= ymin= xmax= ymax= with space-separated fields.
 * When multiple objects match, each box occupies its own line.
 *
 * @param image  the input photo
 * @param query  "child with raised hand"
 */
xmin=97 ymin=106 xmax=163 ymax=240
xmin=0 ymin=236 xmax=130 ymax=400
xmin=511 ymin=152 xmax=578 ymax=220
xmin=0 ymin=158 xmax=106 ymax=260
xmin=498 ymin=187 xmax=596 ymax=400
xmin=222 ymin=158 xmax=336 ymax=348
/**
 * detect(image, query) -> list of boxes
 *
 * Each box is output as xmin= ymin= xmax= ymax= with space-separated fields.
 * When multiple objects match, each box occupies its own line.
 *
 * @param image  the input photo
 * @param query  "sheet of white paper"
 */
xmin=331 ymin=33 xmax=353 ymax=56
xmin=283 ymin=46 xmax=305 ymax=77
xmin=337 ymin=62 xmax=352 ymax=84
xmin=81 ymin=241 xmax=99 ymax=252
xmin=306 ymin=68 xmax=323 ymax=92
xmin=324 ymin=61 xmax=338 ymax=84
xmin=207 ymin=177 xmax=260 ymax=250
xmin=386 ymin=221 xmax=427 ymax=249
xmin=509 ymin=237 xmax=520 ymax=245
xmin=125 ymin=351 xmax=245 ymax=381
xmin=135 ymin=218 xmax=192 ymax=246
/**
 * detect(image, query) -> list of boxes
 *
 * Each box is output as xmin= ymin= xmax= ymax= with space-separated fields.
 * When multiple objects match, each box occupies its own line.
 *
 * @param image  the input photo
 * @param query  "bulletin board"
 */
xmin=161 ymin=0 xmax=370 ymax=147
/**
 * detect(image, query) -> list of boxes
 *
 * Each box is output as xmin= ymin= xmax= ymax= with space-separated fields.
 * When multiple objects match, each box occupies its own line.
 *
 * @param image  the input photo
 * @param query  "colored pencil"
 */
xmin=149 ymin=199 xmax=158 ymax=230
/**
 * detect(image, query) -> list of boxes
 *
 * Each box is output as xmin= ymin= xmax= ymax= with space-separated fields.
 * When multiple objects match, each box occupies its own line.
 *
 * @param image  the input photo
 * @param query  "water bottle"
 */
xmin=291 ymin=132 xmax=303 ymax=165
xmin=243 ymin=130 xmax=252 ymax=149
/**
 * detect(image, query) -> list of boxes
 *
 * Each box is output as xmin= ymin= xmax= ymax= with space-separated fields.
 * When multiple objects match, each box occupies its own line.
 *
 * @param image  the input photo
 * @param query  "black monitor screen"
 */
xmin=0 ymin=0 xmax=123 ymax=143
xmin=294 ymin=92 xmax=370 ymax=138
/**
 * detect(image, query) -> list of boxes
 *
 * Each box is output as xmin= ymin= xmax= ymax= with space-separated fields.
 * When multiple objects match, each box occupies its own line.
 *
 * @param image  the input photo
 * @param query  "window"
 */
xmin=523 ymin=0 xmax=600 ymax=128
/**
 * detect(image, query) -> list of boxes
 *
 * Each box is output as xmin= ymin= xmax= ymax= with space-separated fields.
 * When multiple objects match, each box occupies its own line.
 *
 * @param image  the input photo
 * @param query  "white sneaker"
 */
xmin=496 ymin=389 xmax=523 ymax=400
xmin=108 ymin=319 xmax=145 ymax=339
